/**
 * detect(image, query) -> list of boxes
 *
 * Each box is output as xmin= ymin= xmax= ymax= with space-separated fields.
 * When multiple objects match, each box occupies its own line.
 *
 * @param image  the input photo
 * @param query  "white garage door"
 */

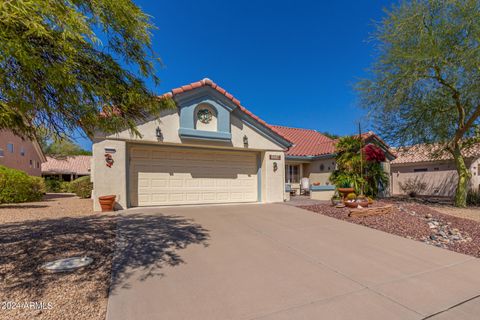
xmin=129 ymin=145 xmax=258 ymax=206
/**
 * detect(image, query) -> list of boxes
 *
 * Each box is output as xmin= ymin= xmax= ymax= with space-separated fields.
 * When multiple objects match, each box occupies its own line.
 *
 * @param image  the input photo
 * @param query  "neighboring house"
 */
xmin=91 ymin=78 xmax=292 ymax=211
xmin=0 ymin=129 xmax=46 ymax=176
xmin=41 ymin=155 xmax=92 ymax=181
xmin=390 ymin=144 xmax=480 ymax=197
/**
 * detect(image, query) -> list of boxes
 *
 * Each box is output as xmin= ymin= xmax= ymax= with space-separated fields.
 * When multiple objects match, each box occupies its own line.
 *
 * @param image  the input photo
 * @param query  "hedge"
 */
xmin=44 ymin=178 xmax=72 ymax=193
xmin=0 ymin=165 xmax=45 ymax=204
xmin=70 ymin=176 xmax=93 ymax=198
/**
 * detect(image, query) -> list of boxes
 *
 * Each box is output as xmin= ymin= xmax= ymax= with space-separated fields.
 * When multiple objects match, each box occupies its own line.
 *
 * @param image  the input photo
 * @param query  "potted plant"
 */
xmin=331 ymin=194 xmax=342 ymax=206
xmin=98 ymin=195 xmax=116 ymax=212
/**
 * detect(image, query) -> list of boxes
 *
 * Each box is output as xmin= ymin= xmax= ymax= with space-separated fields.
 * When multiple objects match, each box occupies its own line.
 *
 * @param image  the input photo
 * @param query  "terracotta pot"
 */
xmin=345 ymin=200 xmax=369 ymax=208
xmin=98 ymin=195 xmax=116 ymax=212
xmin=337 ymin=187 xmax=355 ymax=200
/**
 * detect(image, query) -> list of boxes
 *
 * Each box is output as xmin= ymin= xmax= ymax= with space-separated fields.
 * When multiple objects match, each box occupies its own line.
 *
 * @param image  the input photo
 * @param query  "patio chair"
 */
xmin=300 ymin=177 xmax=310 ymax=196
xmin=285 ymin=183 xmax=296 ymax=196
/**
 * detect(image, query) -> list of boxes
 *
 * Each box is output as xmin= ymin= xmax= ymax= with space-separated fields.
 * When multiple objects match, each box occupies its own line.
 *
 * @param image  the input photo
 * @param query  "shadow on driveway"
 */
xmin=0 ymin=214 xmax=117 ymax=300
xmin=110 ymin=213 xmax=210 ymax=293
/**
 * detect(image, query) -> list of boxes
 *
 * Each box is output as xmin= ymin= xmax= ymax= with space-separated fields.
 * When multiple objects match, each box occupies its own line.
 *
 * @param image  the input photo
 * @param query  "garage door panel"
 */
xmin=130 ymin=146 xmax=258 ymax=206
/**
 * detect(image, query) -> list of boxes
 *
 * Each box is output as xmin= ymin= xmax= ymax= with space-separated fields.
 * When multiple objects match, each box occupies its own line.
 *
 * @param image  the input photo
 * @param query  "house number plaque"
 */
xmin=269 ymin=155 xmax=281 ymax=160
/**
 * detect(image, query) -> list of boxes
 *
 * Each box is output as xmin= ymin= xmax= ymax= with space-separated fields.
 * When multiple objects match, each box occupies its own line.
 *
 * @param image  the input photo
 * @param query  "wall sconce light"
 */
xmin=156 ymin=126 xmax=162 ymax=138
xmin=243 ymin=135 xmax=248 ymax=146
xmin=273 ymin=162 xmax=278 ymax=172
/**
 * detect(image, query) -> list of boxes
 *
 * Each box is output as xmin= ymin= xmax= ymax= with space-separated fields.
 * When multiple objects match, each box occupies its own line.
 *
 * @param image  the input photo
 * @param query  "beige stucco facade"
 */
xmin=285 ymin=157 xmax=336 ymax=194
xmin=92 ymin=87 xmax=289 ymax=211
xmin=391 ymin=159 xmax=480 ymax=197
xmin=0 ymin=129 xmax=46 ymax=176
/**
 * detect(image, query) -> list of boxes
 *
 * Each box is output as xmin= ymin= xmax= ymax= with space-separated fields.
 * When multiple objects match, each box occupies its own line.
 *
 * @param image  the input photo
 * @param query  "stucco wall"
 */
xmin=92 ymin=139 xmax=127 ymax=211
xmin=391 ymin=160 xmax=478 ymax=197
xmin=0 ymin=130 xmax=43 ymax=176
xmin=305 ymin=158 xmax=336 ymax=186
xmin=470 ymin=158 xmax=480 ymax=191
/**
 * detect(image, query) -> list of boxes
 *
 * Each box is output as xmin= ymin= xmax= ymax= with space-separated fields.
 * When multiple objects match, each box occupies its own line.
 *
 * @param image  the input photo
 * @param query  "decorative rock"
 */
xmin=425 ymin=213 xmax=432 ymax=219
xmin=430 ymin=235 xmax=437 ymax=240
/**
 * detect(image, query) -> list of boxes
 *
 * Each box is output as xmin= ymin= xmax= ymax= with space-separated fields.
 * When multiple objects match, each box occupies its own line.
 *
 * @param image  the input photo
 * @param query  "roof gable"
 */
xmin=161 ymin=78 xmax=292 ymax=147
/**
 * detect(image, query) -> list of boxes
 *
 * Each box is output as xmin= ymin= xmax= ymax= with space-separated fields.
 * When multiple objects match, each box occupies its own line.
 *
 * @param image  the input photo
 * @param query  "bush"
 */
xmin=0 ymin=165 xmax=45 ymax=204
xmin=44 ymin=178 xmax=71 ymax=193
xmin=399 ymin=178 xmax=427 ymax=197
xmin=70 ymin=176 xmax=92 ymax=198
xmin=467 ymin=189 xmax=480 ymax=206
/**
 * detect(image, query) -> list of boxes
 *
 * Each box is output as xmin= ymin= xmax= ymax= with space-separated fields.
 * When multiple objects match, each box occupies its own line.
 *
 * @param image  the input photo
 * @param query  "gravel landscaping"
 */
xmin=0 ymin=194 xmax=116 ymax=320
xmin=300 ymin=200 xmax=480 ymax=258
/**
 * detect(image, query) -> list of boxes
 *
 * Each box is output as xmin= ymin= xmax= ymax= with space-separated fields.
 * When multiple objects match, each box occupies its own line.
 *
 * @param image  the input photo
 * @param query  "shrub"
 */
xmin=399 ymin=178 xmax=427 ymax=197
xmin=0 ymin=165 xmax=45 ymax=204
xmin=467 ymin=189 xmax=480 ymax=206
xmin=70 ymin=176 xmax=92 ymax=198
xmin=45 ymin=178 xmax=72 ymax=193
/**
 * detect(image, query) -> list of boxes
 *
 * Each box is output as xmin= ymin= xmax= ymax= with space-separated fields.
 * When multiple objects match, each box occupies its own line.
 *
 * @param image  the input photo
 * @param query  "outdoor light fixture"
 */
xmin=243 ymin=135 xmax=248 ymax=146
xmin=156 ymin=126 xmax=162 ymax=138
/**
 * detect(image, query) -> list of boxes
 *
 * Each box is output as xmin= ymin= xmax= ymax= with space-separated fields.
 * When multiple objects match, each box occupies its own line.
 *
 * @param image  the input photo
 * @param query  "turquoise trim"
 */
xmin=310 ymin=185 xmax=335 ymax=191
xmin=286 ymin=154 xmax=336 ymax=161
xmin=178 ymin=98 xmax=231 ymax=134
xmin=179 ymin=128 xmax=231 ymax=141
xmin=174 ymin=86 xmax=291 ymax=149
xmin=257 ymin=154 xmax=262 ymax=201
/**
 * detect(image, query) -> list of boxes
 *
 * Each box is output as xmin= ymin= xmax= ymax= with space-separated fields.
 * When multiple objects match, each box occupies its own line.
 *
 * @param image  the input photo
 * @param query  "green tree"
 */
xmin=357 ymin=0 xmax=480 ymax=207
xmin=44 ymin=139 xmax=91 ymax=156
xmin=0 ymin=0 xmax=174 ymax=140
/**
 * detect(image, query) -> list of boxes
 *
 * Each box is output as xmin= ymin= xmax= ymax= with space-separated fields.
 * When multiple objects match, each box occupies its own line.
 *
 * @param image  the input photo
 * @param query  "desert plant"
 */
xmin=346 ymin=193 xmax=357 ymax=200
xmin=330 ymin=136 xmax=388 ymax=198
xmin=399 ymin=178 xmax=427 ymax=198
xmin=70 ymin=176 xmax=93 ymax=199
xmin=467 ymin=189 xmax=480 ymax=206
xmin=0 ymin=165 xmax=45 ymax=203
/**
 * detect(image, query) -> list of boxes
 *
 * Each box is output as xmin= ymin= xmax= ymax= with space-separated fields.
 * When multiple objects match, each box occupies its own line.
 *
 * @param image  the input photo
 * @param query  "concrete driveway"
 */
xmin=107 ymin=204 xmax=480 ymax=320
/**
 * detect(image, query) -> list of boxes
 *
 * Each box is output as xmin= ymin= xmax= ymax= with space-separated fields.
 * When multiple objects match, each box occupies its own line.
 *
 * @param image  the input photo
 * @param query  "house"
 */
xmin=91 ymin=79 xmax=395 ymax=211
xmin=0 ymin=129 xmax=46 ymax=176
xmin=91 ymin=79 xmax=292 ymax=211
xmin=41 ymin=155 xmax=92 ymax=181
xmin=390 ymin=144 xmax=480 ymax=197
xmin=271 ymin=128 xmax=396 ymax=199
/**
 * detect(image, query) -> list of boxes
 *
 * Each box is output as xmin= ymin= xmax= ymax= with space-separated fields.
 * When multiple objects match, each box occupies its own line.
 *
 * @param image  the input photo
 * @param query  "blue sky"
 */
xmin=77 ymin=0 xmax=395 ymax=150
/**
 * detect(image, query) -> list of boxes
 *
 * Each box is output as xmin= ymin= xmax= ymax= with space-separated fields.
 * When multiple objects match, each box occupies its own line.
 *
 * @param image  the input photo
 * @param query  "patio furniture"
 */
xmin=300 ymin=178 xmax=310 ymax=196
xmin=285 ymin=184 xmax=295 ymax=196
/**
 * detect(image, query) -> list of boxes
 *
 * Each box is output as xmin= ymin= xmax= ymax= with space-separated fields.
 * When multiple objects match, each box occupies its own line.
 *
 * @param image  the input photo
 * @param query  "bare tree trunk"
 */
xmin=452 ymin=145 xmax=471 ymax=207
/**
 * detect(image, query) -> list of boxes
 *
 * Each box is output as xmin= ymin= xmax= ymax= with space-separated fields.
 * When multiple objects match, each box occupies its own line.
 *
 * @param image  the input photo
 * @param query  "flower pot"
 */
xmin=345 ymin=200 xmax=369 ymax=208
xmin=337 ymin=188 xmax=355 ymax=200
xmin=98 ymin=195 xmax=116 ymax=212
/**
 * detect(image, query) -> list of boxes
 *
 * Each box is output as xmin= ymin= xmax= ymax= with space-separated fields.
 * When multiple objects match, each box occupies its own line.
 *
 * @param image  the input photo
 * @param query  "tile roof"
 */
xmin=391 ymin=143 xmax=480 ymax=165
xmin=42 ymin=156 xmax=91 ymax=175
xmin=271 ymin=126 xmax=336 ymax=157
xmin=161 ymin=78 xmax=291 ymax=144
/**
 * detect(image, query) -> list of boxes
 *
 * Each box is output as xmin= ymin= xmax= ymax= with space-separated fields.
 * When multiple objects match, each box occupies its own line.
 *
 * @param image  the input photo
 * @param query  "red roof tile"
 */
xmin=161 ymin=78 xmax=291 ymax=144
xmin=41 ymin=156 xmax=91 ymax=175
xmin=271 ymin=126 xmax=336 ymax=157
